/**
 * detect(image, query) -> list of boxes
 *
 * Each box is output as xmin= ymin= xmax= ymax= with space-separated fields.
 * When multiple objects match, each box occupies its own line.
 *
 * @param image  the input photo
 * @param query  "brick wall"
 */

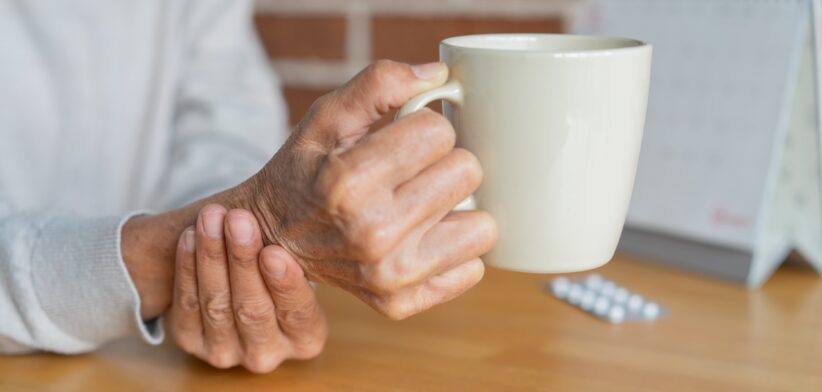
xmin=253 ymin=0 xmax=573 ymax=125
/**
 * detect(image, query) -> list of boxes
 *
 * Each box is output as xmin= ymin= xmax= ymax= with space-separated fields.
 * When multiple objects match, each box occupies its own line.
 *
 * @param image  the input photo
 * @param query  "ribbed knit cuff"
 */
xmin=32 ymin=211 xmax=164 ymax=350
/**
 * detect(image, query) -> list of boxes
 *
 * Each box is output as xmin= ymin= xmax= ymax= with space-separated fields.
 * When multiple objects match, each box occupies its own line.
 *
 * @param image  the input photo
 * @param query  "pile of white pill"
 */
xmin=547 ymin=274 xmax=665 ymax=324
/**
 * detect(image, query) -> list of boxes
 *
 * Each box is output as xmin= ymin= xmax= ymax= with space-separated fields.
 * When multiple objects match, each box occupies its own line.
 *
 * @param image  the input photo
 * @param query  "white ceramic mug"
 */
xmin=398 ymin=33 xmax=652 ymax=273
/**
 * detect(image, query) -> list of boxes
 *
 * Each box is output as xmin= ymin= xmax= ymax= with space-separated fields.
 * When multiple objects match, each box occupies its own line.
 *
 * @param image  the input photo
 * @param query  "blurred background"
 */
xmin=253 ymin=0 xmax=572 ymax=126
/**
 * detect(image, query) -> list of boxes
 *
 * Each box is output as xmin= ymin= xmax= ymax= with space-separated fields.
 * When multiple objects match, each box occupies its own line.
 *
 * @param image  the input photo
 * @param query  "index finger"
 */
xmin=335 ymin=109 xmax=455 ymax=187
xmin=224 ymin=210 xmax=280 ymax=351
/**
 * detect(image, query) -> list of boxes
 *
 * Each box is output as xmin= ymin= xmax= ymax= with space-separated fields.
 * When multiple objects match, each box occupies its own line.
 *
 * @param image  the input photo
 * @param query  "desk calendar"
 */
xmin=575 ymin=0 xmax=822 ymax=286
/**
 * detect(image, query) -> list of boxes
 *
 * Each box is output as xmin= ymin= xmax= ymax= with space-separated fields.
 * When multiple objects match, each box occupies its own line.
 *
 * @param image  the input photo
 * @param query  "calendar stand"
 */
xmin=576 ymin=0 xmax=822 ymax=286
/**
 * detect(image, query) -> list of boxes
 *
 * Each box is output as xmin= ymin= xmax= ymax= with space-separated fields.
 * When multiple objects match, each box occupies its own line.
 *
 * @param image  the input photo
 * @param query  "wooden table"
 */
xmin=2 ymin=254 xmax=820 ymax=391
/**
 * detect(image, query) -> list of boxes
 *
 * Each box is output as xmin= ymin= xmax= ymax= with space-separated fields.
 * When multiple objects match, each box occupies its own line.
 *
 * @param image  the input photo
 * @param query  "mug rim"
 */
xmin=440 ymin=33 xmax=650 ymax=57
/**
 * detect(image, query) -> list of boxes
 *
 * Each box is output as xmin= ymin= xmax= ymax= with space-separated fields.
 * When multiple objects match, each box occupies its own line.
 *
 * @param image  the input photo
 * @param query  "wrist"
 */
xmin=117 ymin=175 xmax=282 ymax=321
xmin=121 ymin=214 xmax=175 ymax=320
xmin=238 ymin=173 xmax=282 ymax=246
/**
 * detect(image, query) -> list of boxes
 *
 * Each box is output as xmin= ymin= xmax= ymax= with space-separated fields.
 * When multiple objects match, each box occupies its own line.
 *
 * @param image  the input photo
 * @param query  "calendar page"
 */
xmin=575 ymin=0 xmax=811 ymax=250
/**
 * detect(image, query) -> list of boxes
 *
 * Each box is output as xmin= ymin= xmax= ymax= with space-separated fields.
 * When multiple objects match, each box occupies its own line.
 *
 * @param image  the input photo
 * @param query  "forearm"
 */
xmin=122 ymin=183 xmax=256 ymax=320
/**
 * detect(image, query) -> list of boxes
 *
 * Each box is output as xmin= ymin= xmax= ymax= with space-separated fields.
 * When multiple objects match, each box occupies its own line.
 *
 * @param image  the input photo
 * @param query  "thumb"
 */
xmin=301 ymin=60 xmax=449 ymax=144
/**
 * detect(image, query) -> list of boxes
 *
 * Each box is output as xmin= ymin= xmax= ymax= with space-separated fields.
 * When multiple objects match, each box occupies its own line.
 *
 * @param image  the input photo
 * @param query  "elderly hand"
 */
xmin=237 ymin=60 xmax=498 ymax=320
xmin=166 ymin=204 xmax=327 ymax=373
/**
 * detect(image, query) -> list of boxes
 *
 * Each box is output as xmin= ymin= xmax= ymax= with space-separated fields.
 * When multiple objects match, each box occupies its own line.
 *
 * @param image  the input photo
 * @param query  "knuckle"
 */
xmin=451 ymin=148 xmax=483 ymax=186
xmin=243 ymin=352 xmax=283 ymax=374
xmin=298 ymin=91 xmax=342 ymax=131
xmin=366 ymin=59 xmax=399 ymax=86
xmin=293 ymin=337 xmax=326 ymax=360
xmin=207 ymin=350 xmax=239 ymax=369
xmin=360 ymin=60 xmax=408 ymax=111
xmin=179 ymin=257 xmax=197 ymax=276
xmin=469 ymin=259 xmax=486 ymax=284
xmin=280 ymin=302 xmax=320 ymax=328
xmin=314 ymin=159 xmax=368 ymax=215
xmin=349 ymin=222 xmax=394 ymax=263
xmin=312 ymin=161 xmax=338 ymax=202
xmin=201 ymin=243 xmax=227 ymax=261
xmin=362 ymin=268 xmax=397 ymax=295
xmin=378 ymin=296 xmax=415 ymax=321
xmin=306 ymin=91 xmax=336 ymax=119
xmin=431 ymin=259 xmax=485 ymax=294
xmin=325 ymin=172 xmax=358 ymax=209
xmin=203 ymin=293 xmax=233 ymax=325
xmin=300 ymin=320 xmax=329 ymax=359
xmin=414 ymin=110 xmax=456 ymax=148
xmin=371 ymin=58 xmax=397 ymax=71
xmin=178 ymin=292 xmax=201 ymax=312
xmin=283 ymin=305 xmax=327 ymax=360
xmin=476 ymin=212 xmax=499 ymax=250
xmin=229 ymin=252 xmax=257 ymax=269
xmin=234 ymin=301 xmax=275 ymax=327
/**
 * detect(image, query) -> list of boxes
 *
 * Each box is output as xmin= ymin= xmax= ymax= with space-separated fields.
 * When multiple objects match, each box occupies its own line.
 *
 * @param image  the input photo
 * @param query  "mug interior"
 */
xmin=441 ymin=33 xmax=645 ymax=54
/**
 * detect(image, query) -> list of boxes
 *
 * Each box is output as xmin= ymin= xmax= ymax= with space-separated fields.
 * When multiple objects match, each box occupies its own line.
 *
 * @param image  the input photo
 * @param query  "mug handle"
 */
xmin=396 ymin=80 xmax=475 ymax=211
xmin=396 ymin=80 xmax=464 ymax=118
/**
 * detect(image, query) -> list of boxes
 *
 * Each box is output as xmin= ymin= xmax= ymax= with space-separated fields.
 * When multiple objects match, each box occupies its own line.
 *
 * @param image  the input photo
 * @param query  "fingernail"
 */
xmin=263 ymin=255 xmax=287 ymax=281
xmin=203 ymin=211 xmax=223 ymax=238
xmin=411 ymin=62 xmax=446 ymax=80
xmin=183 ymin=229 xmax=195 ymax=252
xmin=227 ymin=214 xmax=253 ymax=245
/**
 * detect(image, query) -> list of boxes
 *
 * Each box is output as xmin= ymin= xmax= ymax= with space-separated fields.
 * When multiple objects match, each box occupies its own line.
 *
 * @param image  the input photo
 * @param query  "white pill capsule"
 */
xmin=593 ymin=296 xmax=610 ymax=316
xmin=612 ymin=287 xmax=629 ymax=303
xmin=607 ymin=305 xmax=626 ymax=324
xmin=600 ymin=281 xmax=617 ymax=296
xmin=584 ymin=274 xmax=604 ymax=290
xmin=580 ymin=290 xmax=597 ymax=310
xmin=642 ymin=302 xmax=661 ymax=319
xmin=568 ymin=284 xmax=584 ymax=305
xmin=627 ymin=294 xmax=644 ymax=311
xmin=550 ymin=277 xmax=571 ymax=298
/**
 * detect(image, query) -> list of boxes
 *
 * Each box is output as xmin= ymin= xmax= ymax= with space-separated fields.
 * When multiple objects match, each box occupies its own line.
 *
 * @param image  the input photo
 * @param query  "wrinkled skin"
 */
xmin=239 ymin=60 xmax=498 ymax=319
xmin=167 ymin=205 xmax=327 ymax=373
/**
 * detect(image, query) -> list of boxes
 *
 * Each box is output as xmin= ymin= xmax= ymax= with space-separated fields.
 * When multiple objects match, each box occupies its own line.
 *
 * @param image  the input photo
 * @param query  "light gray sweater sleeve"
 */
xmin=0 ymin=204 xmax=162 ymax=354
xmin=149 ymin=0 xmax=288 ymax=211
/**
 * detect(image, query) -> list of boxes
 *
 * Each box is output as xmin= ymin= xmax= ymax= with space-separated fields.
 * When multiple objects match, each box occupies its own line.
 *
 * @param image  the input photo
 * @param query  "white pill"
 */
xmin=593 ymin=296 xmax=610 ymax=316
xmin=580 ymin=290 xmax=597 ymax=310
xmin=600 ymin=281 xmax=616 ymax=296
xmin=627 ymin=294 xmax=644 ymax=311
xmin=584 ymin=274 xmax=604 ymax=290
xmin=612 ymin=287 xmax=629 ymax=303
xmin=550 ymin=277 xmax=571 ymax=298
xmin=607 ymin=305 xmax=626 ymax=324
xmin=568 ymin=284 xmax=584 ymax=305
xmin=642 ymin=302 xmax=661 ymax=319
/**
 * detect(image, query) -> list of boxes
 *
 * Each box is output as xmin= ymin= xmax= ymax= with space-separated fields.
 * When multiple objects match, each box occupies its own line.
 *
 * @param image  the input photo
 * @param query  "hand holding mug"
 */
xmin=238 ymin=60 xmax=498 ymax=319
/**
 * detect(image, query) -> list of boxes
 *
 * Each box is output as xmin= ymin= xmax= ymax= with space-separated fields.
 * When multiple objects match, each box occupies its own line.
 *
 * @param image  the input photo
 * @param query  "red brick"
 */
xmin=282 ymin=86 xmax=331 ymax=126
xmin=255 ymin=15 xmax=347 ymax=60
xmin=372 ymin=16 xmax=564 ymax=64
